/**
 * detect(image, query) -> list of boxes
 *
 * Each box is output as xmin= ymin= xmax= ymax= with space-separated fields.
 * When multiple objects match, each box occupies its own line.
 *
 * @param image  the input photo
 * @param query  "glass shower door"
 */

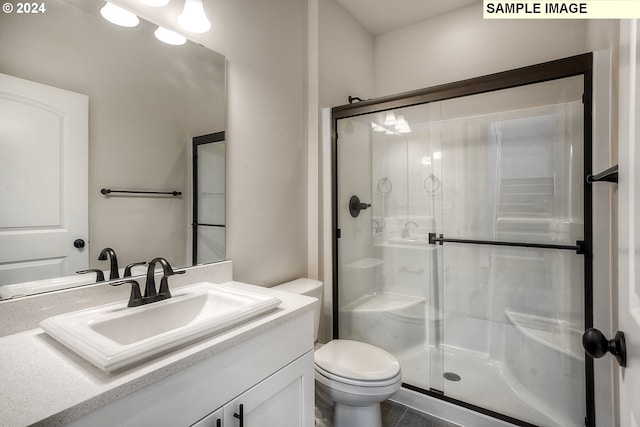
xmin=434 ymin=75 xmax=585 ymax=426
xmin=334 ymin=71 xmax=587 ymax=427
xmin=335 ymin=104 xmax=445 ymax=394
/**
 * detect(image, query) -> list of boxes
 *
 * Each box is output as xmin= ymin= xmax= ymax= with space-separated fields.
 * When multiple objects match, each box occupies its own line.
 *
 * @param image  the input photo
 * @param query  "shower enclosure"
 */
xmin=331 ymin=54 xmax=593 ymax=427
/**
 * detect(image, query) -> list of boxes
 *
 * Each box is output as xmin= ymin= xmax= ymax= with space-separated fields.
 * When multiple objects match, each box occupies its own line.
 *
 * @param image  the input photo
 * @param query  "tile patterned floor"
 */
xmin=381 ymin=400 xmax=462 ymax=427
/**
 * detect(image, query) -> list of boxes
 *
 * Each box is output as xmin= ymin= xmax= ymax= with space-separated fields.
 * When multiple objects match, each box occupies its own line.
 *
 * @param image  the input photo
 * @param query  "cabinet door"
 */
xmin=191 ymin=407 xmax=223 ymax=427
xmin=224 ymin=352 xmax=314 ymax=427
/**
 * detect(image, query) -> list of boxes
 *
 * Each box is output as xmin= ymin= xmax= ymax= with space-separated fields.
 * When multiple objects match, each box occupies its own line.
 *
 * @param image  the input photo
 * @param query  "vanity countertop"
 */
xmin=0 ymin=281 xmax=316 ymax=426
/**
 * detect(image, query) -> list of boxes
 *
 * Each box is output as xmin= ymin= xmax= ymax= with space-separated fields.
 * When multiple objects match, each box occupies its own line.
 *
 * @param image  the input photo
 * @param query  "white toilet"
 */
xmin=273 ymin=279 xmax=402 ymax=427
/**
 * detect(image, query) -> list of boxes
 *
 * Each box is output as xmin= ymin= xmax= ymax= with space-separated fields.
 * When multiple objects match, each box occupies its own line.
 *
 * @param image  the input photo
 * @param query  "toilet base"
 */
xmin=334 ymin=402 xmax=382 ymax=427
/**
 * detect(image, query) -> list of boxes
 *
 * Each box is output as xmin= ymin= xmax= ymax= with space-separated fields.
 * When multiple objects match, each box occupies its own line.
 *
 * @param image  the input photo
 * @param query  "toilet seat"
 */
xmin=314 ymin=340 xmax=401 ymax=386
xmin=315 ymin=364 xmax=402 ymax=388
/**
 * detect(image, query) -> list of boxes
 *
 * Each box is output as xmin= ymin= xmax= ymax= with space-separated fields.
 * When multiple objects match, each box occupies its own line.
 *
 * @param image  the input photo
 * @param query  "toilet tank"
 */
xmin=272 ymin=278 xmax=323 ymax=342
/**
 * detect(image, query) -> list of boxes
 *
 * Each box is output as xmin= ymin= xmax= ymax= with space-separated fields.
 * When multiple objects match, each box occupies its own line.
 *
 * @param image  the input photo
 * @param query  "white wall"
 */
xmin=374 ymin=3 xmax=587 ymax=96
xmin=115 ymin=0 xmax=309 ymax=286
xmin=318 ymin=0 xmax=375 ymax=108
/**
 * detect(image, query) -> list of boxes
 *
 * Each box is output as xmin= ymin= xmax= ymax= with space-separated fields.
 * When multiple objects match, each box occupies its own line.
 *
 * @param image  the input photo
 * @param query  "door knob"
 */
xmin=349 ymin=195 xmax=371 ymax=218
xmin=73 ymin=239 xmax=85 ymax=249
xmin=582 ymin=328 xmax=626 ymax=367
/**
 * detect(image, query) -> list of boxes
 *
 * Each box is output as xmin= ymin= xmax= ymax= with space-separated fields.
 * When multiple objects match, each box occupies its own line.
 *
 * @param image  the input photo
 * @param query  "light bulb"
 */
xmin=138 ymin=0 xmax=170 ymax=6
xmin=383 ymin=111 xmax=397 ymax=126
xmin=100 ymin=2 xmax=139 ymax=27
xmin=395 ymin=114 xmax=411 ymax=133
xmin=154 ymin=26 xmax=187 ymax=45
xmin=178 ymin=0 xmax=211 ymax=33
xmin=371 ymin=122 xmax=385 ymax=133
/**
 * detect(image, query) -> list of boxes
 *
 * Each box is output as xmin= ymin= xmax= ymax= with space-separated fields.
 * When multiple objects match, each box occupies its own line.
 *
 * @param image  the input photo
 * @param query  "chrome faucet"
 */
xmin=144 ymin=257 xmax=185 ymax=303
xmin=401 ymin=221 xmax=418 ymax=238
xmin=98 ymin=247 xmax=119 ymax=280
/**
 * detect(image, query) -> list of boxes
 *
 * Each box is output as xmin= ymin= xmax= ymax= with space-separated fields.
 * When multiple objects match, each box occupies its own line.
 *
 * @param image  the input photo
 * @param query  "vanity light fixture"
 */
xmin=178 ymin=0 xmax=211 ymax=33
xmin=154 ymin=26 xmax=187 ymax=45
xmin=137 ymin=0 xmax=170 ymax=6
xmin=100 ymin=2 xmax=140 ymax=27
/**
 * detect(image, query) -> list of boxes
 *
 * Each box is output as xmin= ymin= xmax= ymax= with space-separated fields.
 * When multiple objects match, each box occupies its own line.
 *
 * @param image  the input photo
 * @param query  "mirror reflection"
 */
xmin=0 ymin=0 xmax=226 ymax=298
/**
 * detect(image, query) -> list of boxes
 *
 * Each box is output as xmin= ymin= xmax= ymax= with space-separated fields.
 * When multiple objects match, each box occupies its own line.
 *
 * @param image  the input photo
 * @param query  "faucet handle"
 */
xmin=77 ymin=269 xmax=105 ymax=283
xmin=124 ymin=261 xmax=146 ymax=277
xmin=157 ymin=270 xmax=185 ymax=298
xmin=111 ymin=279 xmax=143 ymax=307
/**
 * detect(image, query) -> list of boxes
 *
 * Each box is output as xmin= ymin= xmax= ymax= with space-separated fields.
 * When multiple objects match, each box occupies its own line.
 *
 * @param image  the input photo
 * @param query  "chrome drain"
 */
xmin=443 ymin=372 xmax=461 ymax=382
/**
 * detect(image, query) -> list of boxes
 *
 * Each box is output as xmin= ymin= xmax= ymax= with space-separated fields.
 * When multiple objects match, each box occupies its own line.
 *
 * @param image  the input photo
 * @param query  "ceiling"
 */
xmin=335 ymin=0 xmax=482 ymax=35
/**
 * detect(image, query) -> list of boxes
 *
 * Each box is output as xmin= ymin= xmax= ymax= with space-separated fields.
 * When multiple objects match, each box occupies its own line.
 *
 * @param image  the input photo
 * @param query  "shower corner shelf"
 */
xmin=586 ymin=164 xmax=618 ymax=184
xmin=344 ymin=258 xmax=384 ymax=269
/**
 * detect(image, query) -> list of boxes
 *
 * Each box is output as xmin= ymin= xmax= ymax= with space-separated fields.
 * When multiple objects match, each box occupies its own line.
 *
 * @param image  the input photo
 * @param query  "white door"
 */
xmin=618 ymin=20 xmax=640 ymax=427
xmin=0 ymin=73 xmax=88 ymax=286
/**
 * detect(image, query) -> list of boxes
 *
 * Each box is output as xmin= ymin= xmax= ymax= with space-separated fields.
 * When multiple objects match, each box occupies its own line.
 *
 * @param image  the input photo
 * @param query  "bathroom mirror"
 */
xmin=0 ymin=0 xmax=226 ymax=298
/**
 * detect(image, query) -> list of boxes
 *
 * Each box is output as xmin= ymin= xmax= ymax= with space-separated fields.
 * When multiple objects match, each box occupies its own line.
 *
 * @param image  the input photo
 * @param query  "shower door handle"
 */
xmin=582 ymin=328 xmax=627 ymax=367
xmin=349 ymin=195 xmax=371 ymax=217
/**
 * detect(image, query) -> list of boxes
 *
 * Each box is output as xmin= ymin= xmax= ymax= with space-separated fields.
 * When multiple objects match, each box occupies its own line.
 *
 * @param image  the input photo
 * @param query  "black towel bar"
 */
xmin=101 ymin=188 xmax=182 ymax=197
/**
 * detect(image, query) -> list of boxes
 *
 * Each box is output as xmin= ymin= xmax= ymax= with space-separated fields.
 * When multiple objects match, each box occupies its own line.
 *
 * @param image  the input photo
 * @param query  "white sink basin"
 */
xmin=39 ymin=282 xmax=281 ymax=373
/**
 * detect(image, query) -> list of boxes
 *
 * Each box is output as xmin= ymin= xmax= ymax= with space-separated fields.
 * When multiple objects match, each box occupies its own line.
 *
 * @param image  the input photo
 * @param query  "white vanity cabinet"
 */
xmin=69 ymin=306 xmax=315 ymax=427
xmin=193 ymin=352 xmax=314 ymax=426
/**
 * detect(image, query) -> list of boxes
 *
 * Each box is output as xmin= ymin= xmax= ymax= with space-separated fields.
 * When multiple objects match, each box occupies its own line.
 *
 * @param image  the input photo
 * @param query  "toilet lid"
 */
xmin=314 ymin=340 xmax=400 ymax=381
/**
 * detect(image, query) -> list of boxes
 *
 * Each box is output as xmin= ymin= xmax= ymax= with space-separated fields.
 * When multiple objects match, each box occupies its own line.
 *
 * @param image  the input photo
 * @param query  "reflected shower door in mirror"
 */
xmin=334 ymin=70 xmax=588 ymax=427
xmin=192 ymin=132 xmax=226 ymax=265
xmin=0 ymin=0 xmax=226 ymax=297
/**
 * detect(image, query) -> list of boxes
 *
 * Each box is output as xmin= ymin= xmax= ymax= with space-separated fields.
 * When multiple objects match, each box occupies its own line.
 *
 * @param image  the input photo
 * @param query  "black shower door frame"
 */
xmin=330 ymin=53 xmax=594 ymax=427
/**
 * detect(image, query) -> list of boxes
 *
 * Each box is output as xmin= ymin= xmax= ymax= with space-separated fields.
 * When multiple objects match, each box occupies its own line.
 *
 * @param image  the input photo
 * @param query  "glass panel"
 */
xmin=438 ymin=75 xmax=585 ymax=426
xmin=336 ymin=104 xmax=444 ymax=393
xmin=197 ymin=141 xmax=225 ymax=225
xmin=196 ymin=226 xmax=225 ymax=265
xmin=195 ymin=139 xmax=225 ymax=264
